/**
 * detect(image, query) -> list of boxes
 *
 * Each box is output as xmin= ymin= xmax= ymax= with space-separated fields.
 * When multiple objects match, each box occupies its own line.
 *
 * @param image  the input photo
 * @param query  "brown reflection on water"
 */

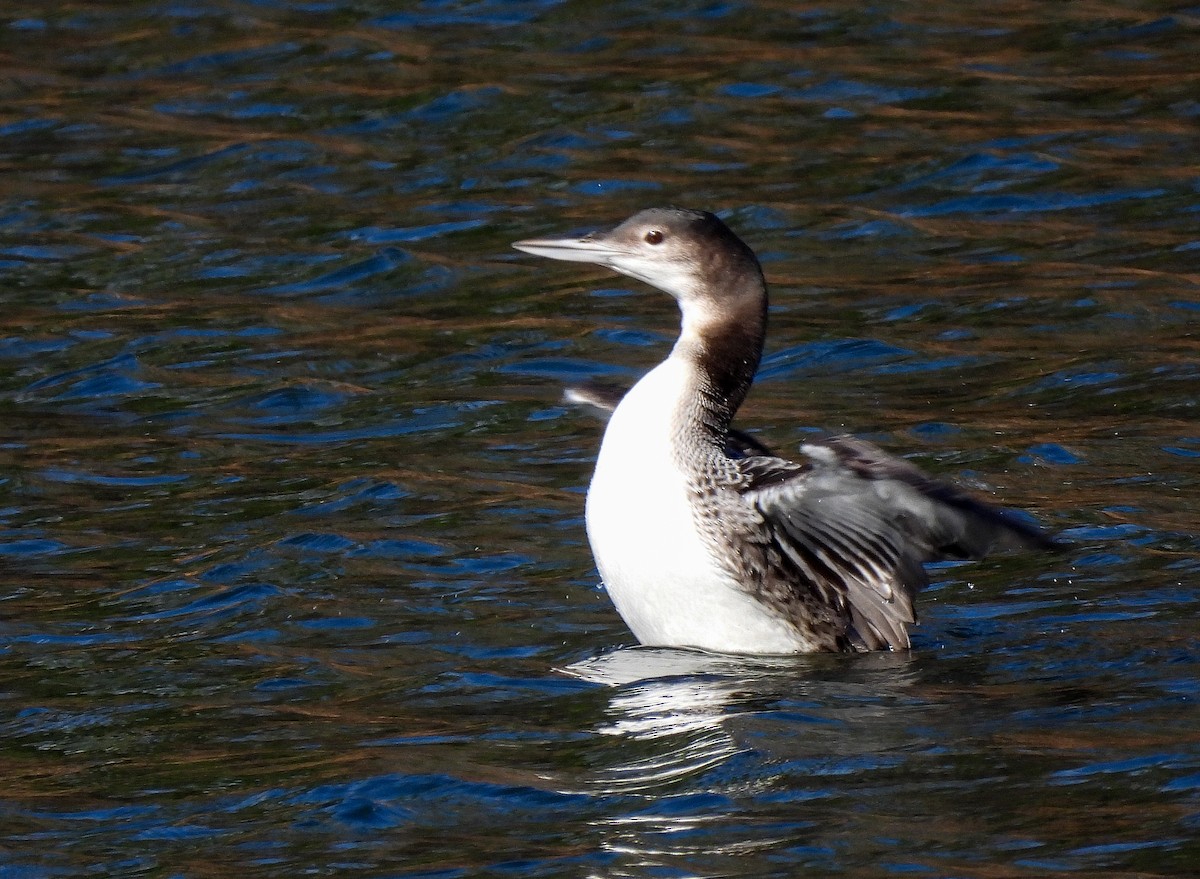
xmin=0 ymin=1 xmax=1197 ymax=876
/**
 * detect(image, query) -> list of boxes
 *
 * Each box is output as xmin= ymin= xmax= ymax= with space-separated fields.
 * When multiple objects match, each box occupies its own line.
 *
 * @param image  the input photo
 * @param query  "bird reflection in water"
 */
xmin=558 ymin=646 xmax=924 ymax=870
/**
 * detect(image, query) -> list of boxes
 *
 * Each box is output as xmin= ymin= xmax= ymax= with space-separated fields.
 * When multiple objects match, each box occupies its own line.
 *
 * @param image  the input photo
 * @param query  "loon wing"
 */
xmin=564 ymin=380 xmax=775 ymax=459
xmin=740 ymin=435 xmax=1059 ymax=651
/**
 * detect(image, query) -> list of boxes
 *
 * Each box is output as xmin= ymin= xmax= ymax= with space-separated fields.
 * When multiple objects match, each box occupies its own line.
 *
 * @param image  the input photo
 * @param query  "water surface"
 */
xmin=1 ymin=2 xmax=1197 ymax=877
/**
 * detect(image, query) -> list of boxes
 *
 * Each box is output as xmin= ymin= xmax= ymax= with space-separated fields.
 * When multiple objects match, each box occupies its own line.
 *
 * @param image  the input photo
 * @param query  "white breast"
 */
xmin=584 ymin=357 xmax=808 ymax=654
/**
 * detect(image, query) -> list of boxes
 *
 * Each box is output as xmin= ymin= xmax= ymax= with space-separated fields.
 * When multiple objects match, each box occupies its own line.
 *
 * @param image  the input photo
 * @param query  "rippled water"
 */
xmin=1 ymin=2 xmax=1198 ymax=876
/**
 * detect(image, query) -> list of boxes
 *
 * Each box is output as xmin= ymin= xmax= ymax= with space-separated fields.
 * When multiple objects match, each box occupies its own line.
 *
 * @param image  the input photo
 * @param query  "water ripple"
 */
xmin=0 ymin=2 xmax=1195 ymax=876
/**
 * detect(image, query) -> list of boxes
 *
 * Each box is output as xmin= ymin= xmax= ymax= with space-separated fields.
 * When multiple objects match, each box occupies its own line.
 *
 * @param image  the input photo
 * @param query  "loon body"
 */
xmin=513 ymin=208 xmax=1057 ymax=654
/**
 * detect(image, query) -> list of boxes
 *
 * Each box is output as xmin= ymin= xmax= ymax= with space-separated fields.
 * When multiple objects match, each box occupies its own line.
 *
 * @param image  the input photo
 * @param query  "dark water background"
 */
xmin=1 ymin=2 xmax=1198 ymax=876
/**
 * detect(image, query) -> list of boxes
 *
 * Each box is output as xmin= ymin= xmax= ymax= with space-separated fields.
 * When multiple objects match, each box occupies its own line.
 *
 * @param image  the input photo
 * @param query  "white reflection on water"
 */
xmin=562 ymin=647 xmax=926 ymax=873
xmin=563 ymin=649 xmax=760 ymax=794
xmin=561 ymin=646 xmax=924 ymax=781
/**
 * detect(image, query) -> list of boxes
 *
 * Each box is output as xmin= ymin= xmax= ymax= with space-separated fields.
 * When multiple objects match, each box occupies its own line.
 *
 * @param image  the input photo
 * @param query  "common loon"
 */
xmin=513 ymin=208 xmax=1058 ymax=654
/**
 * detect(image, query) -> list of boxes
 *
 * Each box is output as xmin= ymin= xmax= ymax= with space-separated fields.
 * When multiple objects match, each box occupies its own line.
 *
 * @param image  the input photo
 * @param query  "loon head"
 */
xmin=512 ymin=208 xmax=766 ymax=322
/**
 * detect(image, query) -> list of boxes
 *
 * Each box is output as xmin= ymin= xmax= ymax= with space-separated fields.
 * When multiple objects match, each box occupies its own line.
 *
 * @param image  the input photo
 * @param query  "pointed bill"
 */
xmin=511 ymin=236 xmax=625 ymax=265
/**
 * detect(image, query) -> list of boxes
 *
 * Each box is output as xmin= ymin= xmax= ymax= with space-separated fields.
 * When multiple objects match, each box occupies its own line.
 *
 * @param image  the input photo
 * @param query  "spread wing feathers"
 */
xmin=740 ymin=435 xmax=1059 ymax=651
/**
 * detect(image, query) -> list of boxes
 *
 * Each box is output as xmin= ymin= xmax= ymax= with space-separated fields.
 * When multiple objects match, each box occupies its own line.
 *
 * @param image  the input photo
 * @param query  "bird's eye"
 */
xmin=644 ymin=230 xmax=664 ymax=245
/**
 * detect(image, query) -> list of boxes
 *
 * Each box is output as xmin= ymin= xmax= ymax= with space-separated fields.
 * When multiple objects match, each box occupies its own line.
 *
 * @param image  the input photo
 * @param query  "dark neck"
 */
xmin=673 ymin=280 xmax=768 ymax=450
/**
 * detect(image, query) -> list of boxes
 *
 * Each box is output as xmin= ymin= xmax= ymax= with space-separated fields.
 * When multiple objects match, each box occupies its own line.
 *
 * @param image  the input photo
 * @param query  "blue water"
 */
xmin=1 ymin=2 xmax=1198 ymax=877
